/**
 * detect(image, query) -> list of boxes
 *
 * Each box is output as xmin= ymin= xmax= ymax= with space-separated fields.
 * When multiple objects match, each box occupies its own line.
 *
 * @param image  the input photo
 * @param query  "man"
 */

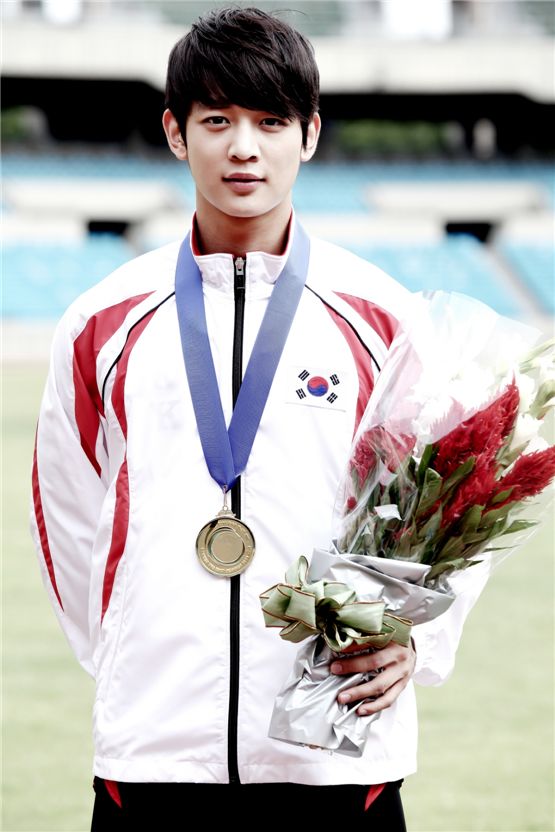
xmin=31 ymin=8 xmax=487 ymax=829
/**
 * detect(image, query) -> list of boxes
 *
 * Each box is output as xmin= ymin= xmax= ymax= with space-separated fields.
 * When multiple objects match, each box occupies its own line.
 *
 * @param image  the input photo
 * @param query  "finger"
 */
xmin=337 ymin=667 xmax=398 ymax=704
xmin=331 ymin=643 xmax=403 ymax=675
xmin=357 ymin=679 xmax=408 ymax=715
xmin=356 ymin=679 xmax=407 ymax=716
xmin=337 ymin=649 xmax=416 ymax=704
xmin=331 ymin=650 xmax=386 ymax=675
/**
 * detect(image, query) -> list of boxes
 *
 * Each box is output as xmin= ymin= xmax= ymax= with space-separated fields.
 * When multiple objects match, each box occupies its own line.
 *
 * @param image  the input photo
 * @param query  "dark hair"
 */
xmin=165 ymin=6 xmax=320 ymax=146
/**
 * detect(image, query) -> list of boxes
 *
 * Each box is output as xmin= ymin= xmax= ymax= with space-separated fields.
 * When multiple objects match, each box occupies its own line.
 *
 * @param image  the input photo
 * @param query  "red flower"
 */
xmin=351 ymin=431 xmax=377 ymax=483
xmin=345 ymin=496 xmax=357 ymax=512
xmin=441 ymin=458 xmax=497 ymax=526
xmin=433 ymin=381 xmax=520 ymax=480
xmin=486 ymin=446 xmax=555 ymax=509
xmin=351 ymin=427 xmax=415 ymax=484
xmin=441 ymin=444 xmax=555 ymax=528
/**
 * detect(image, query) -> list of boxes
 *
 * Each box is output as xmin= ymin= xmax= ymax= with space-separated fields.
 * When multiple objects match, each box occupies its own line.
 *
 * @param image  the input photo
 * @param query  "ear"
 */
xmin=162 ymin=109 xmax=187 ymax=161
xmin=300 ymin=112 xmax=321 ymax=163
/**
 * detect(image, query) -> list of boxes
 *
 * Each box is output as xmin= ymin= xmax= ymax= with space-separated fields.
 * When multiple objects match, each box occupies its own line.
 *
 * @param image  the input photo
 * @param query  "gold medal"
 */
xmin=196 ymin=494 xmax=255 ymax=577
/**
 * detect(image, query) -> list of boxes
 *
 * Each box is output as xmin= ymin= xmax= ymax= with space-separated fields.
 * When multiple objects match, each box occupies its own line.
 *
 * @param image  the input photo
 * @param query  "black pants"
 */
xmin=91 ymin=777 xmax=407 ymax=830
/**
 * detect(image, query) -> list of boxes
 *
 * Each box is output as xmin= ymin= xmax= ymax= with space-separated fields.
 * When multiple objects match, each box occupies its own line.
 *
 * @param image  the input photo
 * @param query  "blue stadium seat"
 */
xmin=499 ymin=242 xmax=554 ymax=314
xmin=348 ymin=235 xmax=523 ymax=317
xmin=3 ymin=235 xmax=134 ymax=319
xmin=294 ymin=161 xmax=555 ymax=213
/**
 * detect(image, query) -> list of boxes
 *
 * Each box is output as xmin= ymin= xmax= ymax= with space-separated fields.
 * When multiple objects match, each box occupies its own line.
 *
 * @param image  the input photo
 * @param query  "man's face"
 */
xmin=164 ymin=103 xmax=320 ymax=224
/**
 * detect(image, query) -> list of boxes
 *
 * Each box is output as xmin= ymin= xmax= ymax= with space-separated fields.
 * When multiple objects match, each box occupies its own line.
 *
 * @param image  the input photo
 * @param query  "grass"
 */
xmin=2 ymin=363 xmax=553 ymax=831
xmin=2 ymin=364 xmax=94 ymax=832
xmin=404 ymin=515 xmax=554 ymax=831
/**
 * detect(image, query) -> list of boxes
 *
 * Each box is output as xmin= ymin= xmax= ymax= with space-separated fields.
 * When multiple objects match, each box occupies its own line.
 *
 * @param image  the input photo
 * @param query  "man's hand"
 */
xmin=330 ymin=640 xmax=416 ymax=716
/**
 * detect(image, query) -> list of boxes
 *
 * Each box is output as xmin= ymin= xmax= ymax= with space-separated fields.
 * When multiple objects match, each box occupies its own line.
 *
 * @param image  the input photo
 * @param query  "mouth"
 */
xmin=223 ymin=173 xmax=264 ymax=183
xmin=222 ymin=174 xmax=264 ymax=195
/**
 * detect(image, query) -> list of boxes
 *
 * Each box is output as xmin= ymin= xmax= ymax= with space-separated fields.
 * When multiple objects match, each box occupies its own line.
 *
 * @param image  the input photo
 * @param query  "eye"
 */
xmin=260 ymin=117 xmax=287 ymax=128
xmin=203 ymin=116 xmax=229 ymax=126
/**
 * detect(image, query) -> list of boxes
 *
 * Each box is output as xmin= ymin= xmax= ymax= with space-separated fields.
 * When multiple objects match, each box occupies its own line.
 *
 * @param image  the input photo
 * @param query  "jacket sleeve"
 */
xmin=410 ymin=559 xmax=491 ymax=686
xmin=30 ymin=314 xmax=107 ymax=677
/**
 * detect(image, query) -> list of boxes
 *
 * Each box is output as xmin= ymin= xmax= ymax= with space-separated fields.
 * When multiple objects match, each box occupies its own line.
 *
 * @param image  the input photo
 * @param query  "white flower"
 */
xmin=508 ymin=413 xmax=542 ymax=454
xmin=536 ymin=353 xmax=555 ymax=387
xmin=514 ymin=371 xmax=536 ymax=414
xmin=448 ymin=365 xmax=498 ymax=412
xmin=522 ymin=436 xmax=550 ymax=455
xmin=519 ymin=339 xmax=555 ymax=379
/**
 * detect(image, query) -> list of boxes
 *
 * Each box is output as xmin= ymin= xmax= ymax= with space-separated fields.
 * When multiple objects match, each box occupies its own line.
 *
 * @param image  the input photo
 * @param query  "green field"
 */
xmin=2 ymin=363 xmax=554 ymax=832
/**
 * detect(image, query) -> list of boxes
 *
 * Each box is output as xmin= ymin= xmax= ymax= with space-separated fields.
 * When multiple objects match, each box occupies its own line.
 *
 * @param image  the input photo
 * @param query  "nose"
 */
xmin=228 ymin=120 xmax=259 ymax=161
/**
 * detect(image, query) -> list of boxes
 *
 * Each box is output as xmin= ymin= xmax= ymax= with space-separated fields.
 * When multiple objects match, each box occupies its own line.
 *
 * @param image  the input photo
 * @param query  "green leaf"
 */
xmin=417 ymin=444 xmax=437 ymax=487
xmin=490 ymin=488 xmax=515 ymax=505
xmin=427 ymin=557 xmax=467 ymax=581
xmin=440 ymin=456 xmax=476 ymax=498
xmin=417 ymin=506 xmax=443 ymax=546
xmin=415 ymin=469 xmax=443 ymax=518
xmin=406 ymin=456 xmax=417 ymax=482
xmin=459 ymin=529 xmax=496 ymax=546
xmin=496 ymin=438 xmax=527 ymax=471
xmin=501 ymin=519 xmax=537 ymax=536
xmin=459 ymin=524 xmax=512 ymax=559
xmin=480 ymin=504 xmax=514 ymax=528
xmin=394 ymin=521 xmax=417 ymax=558
xmin=417 ymin=512 xmax=447 ymax=564
xmin=530 ymin=379 xmax=555 ymax=419
xmin=458 ymin=505 xmax=484 ymax=538
xmin=481 ymin=546 xmax=510 ymax=553
xmin=458 ymin=504 xmax=484 ymax=536
xmin=434 ymin=535 xmax=465 ymax=563
xmin=519 ymin=337 xmax=555 ymax=373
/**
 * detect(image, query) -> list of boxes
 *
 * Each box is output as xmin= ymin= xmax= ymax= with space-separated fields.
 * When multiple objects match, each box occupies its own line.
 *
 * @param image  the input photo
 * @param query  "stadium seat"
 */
xmin=3 ymin=235 xmax=134 ymax=319
xmin=348 ymin=235 xmax=524 ymax=317
xmin=498 ymin=243 xmax=554 ymax=314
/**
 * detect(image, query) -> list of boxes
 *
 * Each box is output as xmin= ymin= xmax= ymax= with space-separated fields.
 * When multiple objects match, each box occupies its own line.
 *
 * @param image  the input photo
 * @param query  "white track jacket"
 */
xmin=31 ymin=218 xmax=488 ymax=785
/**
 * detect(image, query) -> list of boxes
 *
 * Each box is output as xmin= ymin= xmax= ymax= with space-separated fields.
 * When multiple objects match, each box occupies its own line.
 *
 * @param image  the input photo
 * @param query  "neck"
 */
xmin=194 ymin=198 xmax=292 ymax=257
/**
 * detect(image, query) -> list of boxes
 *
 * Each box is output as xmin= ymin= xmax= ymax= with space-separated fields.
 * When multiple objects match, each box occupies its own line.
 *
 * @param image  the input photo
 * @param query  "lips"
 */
xmin=223 ymin=173 xmax=264 ymax=182
xmin=222 ymin=173 xmax=264 ymax=195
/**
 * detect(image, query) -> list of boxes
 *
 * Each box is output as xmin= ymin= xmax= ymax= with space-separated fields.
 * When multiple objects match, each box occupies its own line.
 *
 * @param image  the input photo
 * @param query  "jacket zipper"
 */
xmin=228 ymin=255 xmax=245 ymax=784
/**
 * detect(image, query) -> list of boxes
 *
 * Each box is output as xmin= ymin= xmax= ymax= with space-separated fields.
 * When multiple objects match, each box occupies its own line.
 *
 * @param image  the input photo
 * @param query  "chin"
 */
xmin=220 ymin=203 xmax=277 ymax=221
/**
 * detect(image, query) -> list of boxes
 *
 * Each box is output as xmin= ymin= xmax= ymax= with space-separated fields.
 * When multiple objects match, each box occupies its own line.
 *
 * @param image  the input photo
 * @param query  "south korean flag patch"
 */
xmin=287 ymin=366 xmax=346 ymax=411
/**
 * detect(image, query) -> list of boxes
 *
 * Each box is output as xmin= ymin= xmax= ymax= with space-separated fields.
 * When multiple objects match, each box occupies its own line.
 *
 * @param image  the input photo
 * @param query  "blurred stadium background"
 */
xmin=2 ymin=1 xmax=554 ymax=830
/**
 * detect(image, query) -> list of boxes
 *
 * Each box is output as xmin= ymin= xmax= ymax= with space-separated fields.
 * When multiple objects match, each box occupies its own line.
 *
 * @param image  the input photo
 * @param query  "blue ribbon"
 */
xmin=175 ymin=222 xmax=310 ymax=492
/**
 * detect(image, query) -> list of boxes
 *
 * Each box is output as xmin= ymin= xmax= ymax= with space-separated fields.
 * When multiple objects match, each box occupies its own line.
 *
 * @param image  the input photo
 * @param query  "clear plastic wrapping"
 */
xmin=261 ymin=291 xmax=555 ymax=756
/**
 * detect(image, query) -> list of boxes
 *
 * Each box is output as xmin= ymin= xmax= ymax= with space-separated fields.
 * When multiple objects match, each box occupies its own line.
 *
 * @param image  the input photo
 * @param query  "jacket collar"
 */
xmin=188 ymin=213 xmax=294 ymax=297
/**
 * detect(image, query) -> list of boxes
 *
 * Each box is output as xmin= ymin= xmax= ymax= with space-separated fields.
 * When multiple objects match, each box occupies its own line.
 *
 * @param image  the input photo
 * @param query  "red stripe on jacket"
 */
xmin=322 ymin=305 xmax=374 ymax=435
xmin=101 ymin=310 xmax=156 ymax=621
xmin=335 ymin=292 xmax=398 ymax=348
xmin=32 ymin=437 xmax=64 ymax=610
xmin=73 ymin=293 xmax=152 ymax=477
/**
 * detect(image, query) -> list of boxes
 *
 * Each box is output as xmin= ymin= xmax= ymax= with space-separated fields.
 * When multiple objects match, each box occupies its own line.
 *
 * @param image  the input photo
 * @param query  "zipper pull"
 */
xmin=234 ymin=256 xmax=245 ymax=295
xmin=234 ymin=256 xmax=245 ymax=279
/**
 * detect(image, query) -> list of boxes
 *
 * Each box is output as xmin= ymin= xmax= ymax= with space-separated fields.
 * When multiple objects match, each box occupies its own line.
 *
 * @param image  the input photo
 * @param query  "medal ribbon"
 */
xmin=175 ymin=221 xmax=310 ymax=492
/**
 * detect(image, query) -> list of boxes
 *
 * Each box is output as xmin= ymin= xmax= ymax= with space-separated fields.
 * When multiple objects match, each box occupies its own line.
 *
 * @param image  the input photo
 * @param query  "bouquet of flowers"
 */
xmin=260 ymin=292 xmax=555 ymax=757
